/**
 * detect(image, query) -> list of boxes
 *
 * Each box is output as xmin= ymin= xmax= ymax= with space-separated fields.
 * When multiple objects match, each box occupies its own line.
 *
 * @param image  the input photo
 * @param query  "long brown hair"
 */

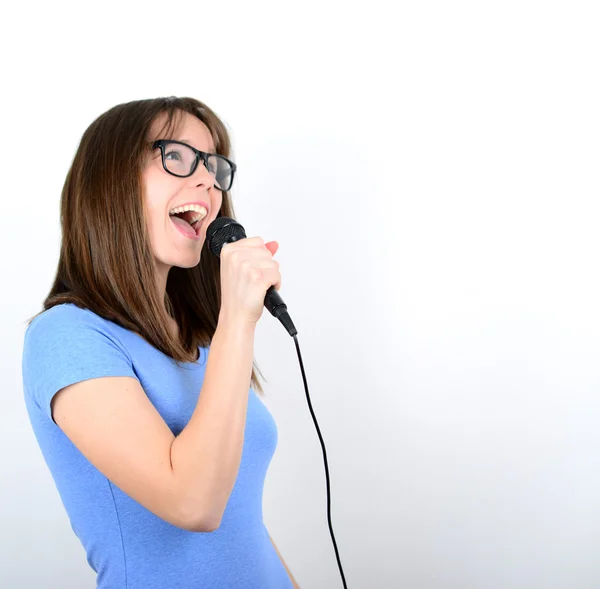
xmin=28 ymin=96 xmax=265 ymax=395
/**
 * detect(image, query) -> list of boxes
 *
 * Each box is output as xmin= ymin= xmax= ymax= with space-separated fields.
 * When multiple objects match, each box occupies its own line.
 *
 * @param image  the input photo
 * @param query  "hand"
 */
xmin=218 ymin=237 xmax=281 ymax=326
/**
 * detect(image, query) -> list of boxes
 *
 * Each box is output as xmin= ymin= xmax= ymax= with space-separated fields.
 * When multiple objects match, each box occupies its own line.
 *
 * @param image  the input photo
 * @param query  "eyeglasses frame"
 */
xmin=152 ymin=139 xmax=237 ymax=191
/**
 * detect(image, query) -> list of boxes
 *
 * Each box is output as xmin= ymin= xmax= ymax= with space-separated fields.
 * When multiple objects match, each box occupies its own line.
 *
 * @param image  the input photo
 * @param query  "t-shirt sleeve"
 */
xmin=22 ymin=304 xmax=138 ymax=422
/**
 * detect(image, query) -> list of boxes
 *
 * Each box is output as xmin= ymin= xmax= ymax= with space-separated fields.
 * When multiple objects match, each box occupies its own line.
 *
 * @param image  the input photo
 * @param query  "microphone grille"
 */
xmin=206 ymin=216 xmax=247 ymax=257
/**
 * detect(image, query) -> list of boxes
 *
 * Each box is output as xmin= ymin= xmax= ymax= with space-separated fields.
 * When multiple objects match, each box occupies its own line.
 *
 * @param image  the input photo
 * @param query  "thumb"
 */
xmin=265 ymin=241 xmax=279 ymax=256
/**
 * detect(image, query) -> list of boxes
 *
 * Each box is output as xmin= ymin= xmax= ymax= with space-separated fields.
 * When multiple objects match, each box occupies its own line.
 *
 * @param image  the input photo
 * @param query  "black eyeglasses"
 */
xmin=152 ymin=139 xmax=236 ymax=192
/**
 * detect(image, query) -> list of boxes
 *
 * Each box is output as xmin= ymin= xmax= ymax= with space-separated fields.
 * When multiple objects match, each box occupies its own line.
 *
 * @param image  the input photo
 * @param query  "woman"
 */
xmin=22 ymin=96 xmax=300 ymax=588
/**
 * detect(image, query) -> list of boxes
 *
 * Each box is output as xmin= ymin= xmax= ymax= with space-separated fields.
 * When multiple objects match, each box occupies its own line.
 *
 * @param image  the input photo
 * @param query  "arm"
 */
xmin=51 ymin=315 xmax=256 ymax=532
xmin=269 ymin=533 xmax=300 ymax=589
xmin=169 ymin=315 xmax=256 ymax=529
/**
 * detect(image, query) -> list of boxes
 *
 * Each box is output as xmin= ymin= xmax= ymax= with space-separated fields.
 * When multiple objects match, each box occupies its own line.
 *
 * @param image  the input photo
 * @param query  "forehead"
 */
xmin=150 ymin=111 xmax=216 ymax=151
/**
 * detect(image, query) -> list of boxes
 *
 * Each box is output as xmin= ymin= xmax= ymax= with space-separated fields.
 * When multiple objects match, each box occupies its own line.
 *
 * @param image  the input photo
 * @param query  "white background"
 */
xmin=2 ymin=1 xmax=600 ymax=588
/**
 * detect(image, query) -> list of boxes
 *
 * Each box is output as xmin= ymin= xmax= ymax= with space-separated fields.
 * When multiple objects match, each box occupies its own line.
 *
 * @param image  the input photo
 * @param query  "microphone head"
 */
xmin=206 ymin=216 xmax=247 ymax=257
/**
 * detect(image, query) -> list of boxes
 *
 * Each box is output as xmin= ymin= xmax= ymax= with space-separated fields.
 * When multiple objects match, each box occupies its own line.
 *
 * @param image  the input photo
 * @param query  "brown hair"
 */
xmin=28 ymin=96 xmax=266 ymax=395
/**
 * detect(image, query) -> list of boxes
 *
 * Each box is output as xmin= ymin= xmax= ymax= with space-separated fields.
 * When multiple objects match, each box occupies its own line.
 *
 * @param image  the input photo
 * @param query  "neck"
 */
xmin=155 ymin=262 xmax=170 ymax=306
xmin=155 ymin=263 xmax=176 ymax=337
xmin=154 ymin=263 xmax=187 ymax=343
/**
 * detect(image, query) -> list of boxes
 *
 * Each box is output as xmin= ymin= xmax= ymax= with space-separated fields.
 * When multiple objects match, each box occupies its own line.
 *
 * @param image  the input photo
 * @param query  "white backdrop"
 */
xmin=2 ymin=1 xmax=600 ymax=588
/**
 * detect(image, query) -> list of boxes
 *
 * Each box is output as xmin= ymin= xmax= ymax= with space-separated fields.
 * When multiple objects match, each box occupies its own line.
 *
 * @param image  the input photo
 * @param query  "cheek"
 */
xmin=143 ymin=173 xmax=178 ymax=228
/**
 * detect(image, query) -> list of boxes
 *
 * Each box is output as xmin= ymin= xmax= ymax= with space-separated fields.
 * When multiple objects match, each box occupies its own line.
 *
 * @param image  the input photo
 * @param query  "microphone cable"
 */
xmin=207 ymin=216 xmax=349 ymax=589
xmin=291 ymin=331 xmax=348 ymax=589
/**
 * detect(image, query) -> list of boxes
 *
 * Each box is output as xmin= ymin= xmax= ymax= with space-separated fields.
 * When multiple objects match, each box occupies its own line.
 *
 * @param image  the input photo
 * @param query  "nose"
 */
xmin=187 ymin=157 xmax=215 ymax=189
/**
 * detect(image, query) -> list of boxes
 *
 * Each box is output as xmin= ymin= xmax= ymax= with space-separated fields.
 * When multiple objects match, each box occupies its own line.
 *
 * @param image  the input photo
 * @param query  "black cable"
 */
xmin=205 ymin=217 xmax=347 ymax=585
xmin=292 ymin=333 xmax=348 ymax=589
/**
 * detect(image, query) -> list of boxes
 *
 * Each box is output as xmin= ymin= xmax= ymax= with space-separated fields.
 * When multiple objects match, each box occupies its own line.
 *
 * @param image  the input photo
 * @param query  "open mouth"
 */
xmin=169 ymin=205 xmax=208 ymax=239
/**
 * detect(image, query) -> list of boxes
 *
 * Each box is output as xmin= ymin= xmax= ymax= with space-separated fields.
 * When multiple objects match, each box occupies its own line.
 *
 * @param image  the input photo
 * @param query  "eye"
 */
xmin=165 ymin=149 xmax=184 ymax=161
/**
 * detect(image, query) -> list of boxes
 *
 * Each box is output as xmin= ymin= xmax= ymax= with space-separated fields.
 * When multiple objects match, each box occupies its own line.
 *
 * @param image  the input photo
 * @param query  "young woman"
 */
xmin=22 ymin=96 xmax=299 ymax=588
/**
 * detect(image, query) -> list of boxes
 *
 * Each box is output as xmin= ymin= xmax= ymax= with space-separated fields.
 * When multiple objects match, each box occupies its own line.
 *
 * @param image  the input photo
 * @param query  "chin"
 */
xmin=164 ymin=249 xmax=203 ymax=270
xmin=176 ymin=254 xmax=202 ymax=269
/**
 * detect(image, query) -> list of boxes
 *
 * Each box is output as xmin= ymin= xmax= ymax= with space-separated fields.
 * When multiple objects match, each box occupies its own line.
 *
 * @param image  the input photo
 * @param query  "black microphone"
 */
xmin=206 ymin=216 xmax=298 ymax=337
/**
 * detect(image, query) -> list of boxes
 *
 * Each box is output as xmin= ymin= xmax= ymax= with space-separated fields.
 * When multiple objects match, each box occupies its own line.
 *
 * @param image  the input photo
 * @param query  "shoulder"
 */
xmin=27 ymin=303 xmax=106 ymax=335
xmin=25 ymin=303 xmax=127 ymax=348
xmin=23 ymin=303 xmax=134 ymax=372
xmin=22 ymin=304 xmax=137 ymax=418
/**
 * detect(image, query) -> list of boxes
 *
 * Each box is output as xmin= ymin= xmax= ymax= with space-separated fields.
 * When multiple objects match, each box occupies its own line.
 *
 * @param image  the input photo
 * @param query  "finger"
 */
xmin=221 ymin=237 xmax=264 ymax=256
xmin=231 ymin=236 xmax=265 ymax=249
xmin=271 ymin=269 xmax=282 ymax=291
xmin=245 ymin=236 xmax=265 ymax=246
xmin=265 ymin=241 xmax=279 ymax=256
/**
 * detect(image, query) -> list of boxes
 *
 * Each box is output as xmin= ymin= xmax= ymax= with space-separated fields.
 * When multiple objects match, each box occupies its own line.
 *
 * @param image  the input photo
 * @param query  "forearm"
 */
xmin=170 ymin=315 xmax=256 ymax=529
xmin=270 ymin=534 xmax=300 ymax=588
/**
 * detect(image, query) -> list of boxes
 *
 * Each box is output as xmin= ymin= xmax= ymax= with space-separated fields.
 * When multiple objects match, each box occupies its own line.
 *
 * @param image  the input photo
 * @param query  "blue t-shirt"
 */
xmin=22 ymin=303 xmax=293 ymax=589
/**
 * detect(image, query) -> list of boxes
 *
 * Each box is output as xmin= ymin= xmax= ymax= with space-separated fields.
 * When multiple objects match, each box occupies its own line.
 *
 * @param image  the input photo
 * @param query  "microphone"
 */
xmin=206 ymin=216 xmax=298 ymax=337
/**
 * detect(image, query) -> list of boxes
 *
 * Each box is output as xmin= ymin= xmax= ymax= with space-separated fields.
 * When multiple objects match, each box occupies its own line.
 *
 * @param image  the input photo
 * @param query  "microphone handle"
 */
xmin=264 ymin=286 xmax=298 ymax=337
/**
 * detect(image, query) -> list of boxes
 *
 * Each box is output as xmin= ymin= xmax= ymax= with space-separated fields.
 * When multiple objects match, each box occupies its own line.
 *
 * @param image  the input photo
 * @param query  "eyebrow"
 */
xmin=177 ymin=138 xmax=216 ymax=153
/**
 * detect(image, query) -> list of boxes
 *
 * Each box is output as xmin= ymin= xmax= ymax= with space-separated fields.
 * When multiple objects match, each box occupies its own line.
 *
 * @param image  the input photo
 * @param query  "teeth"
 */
xmin=169 ymin=204 xmax=208 ymax=225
